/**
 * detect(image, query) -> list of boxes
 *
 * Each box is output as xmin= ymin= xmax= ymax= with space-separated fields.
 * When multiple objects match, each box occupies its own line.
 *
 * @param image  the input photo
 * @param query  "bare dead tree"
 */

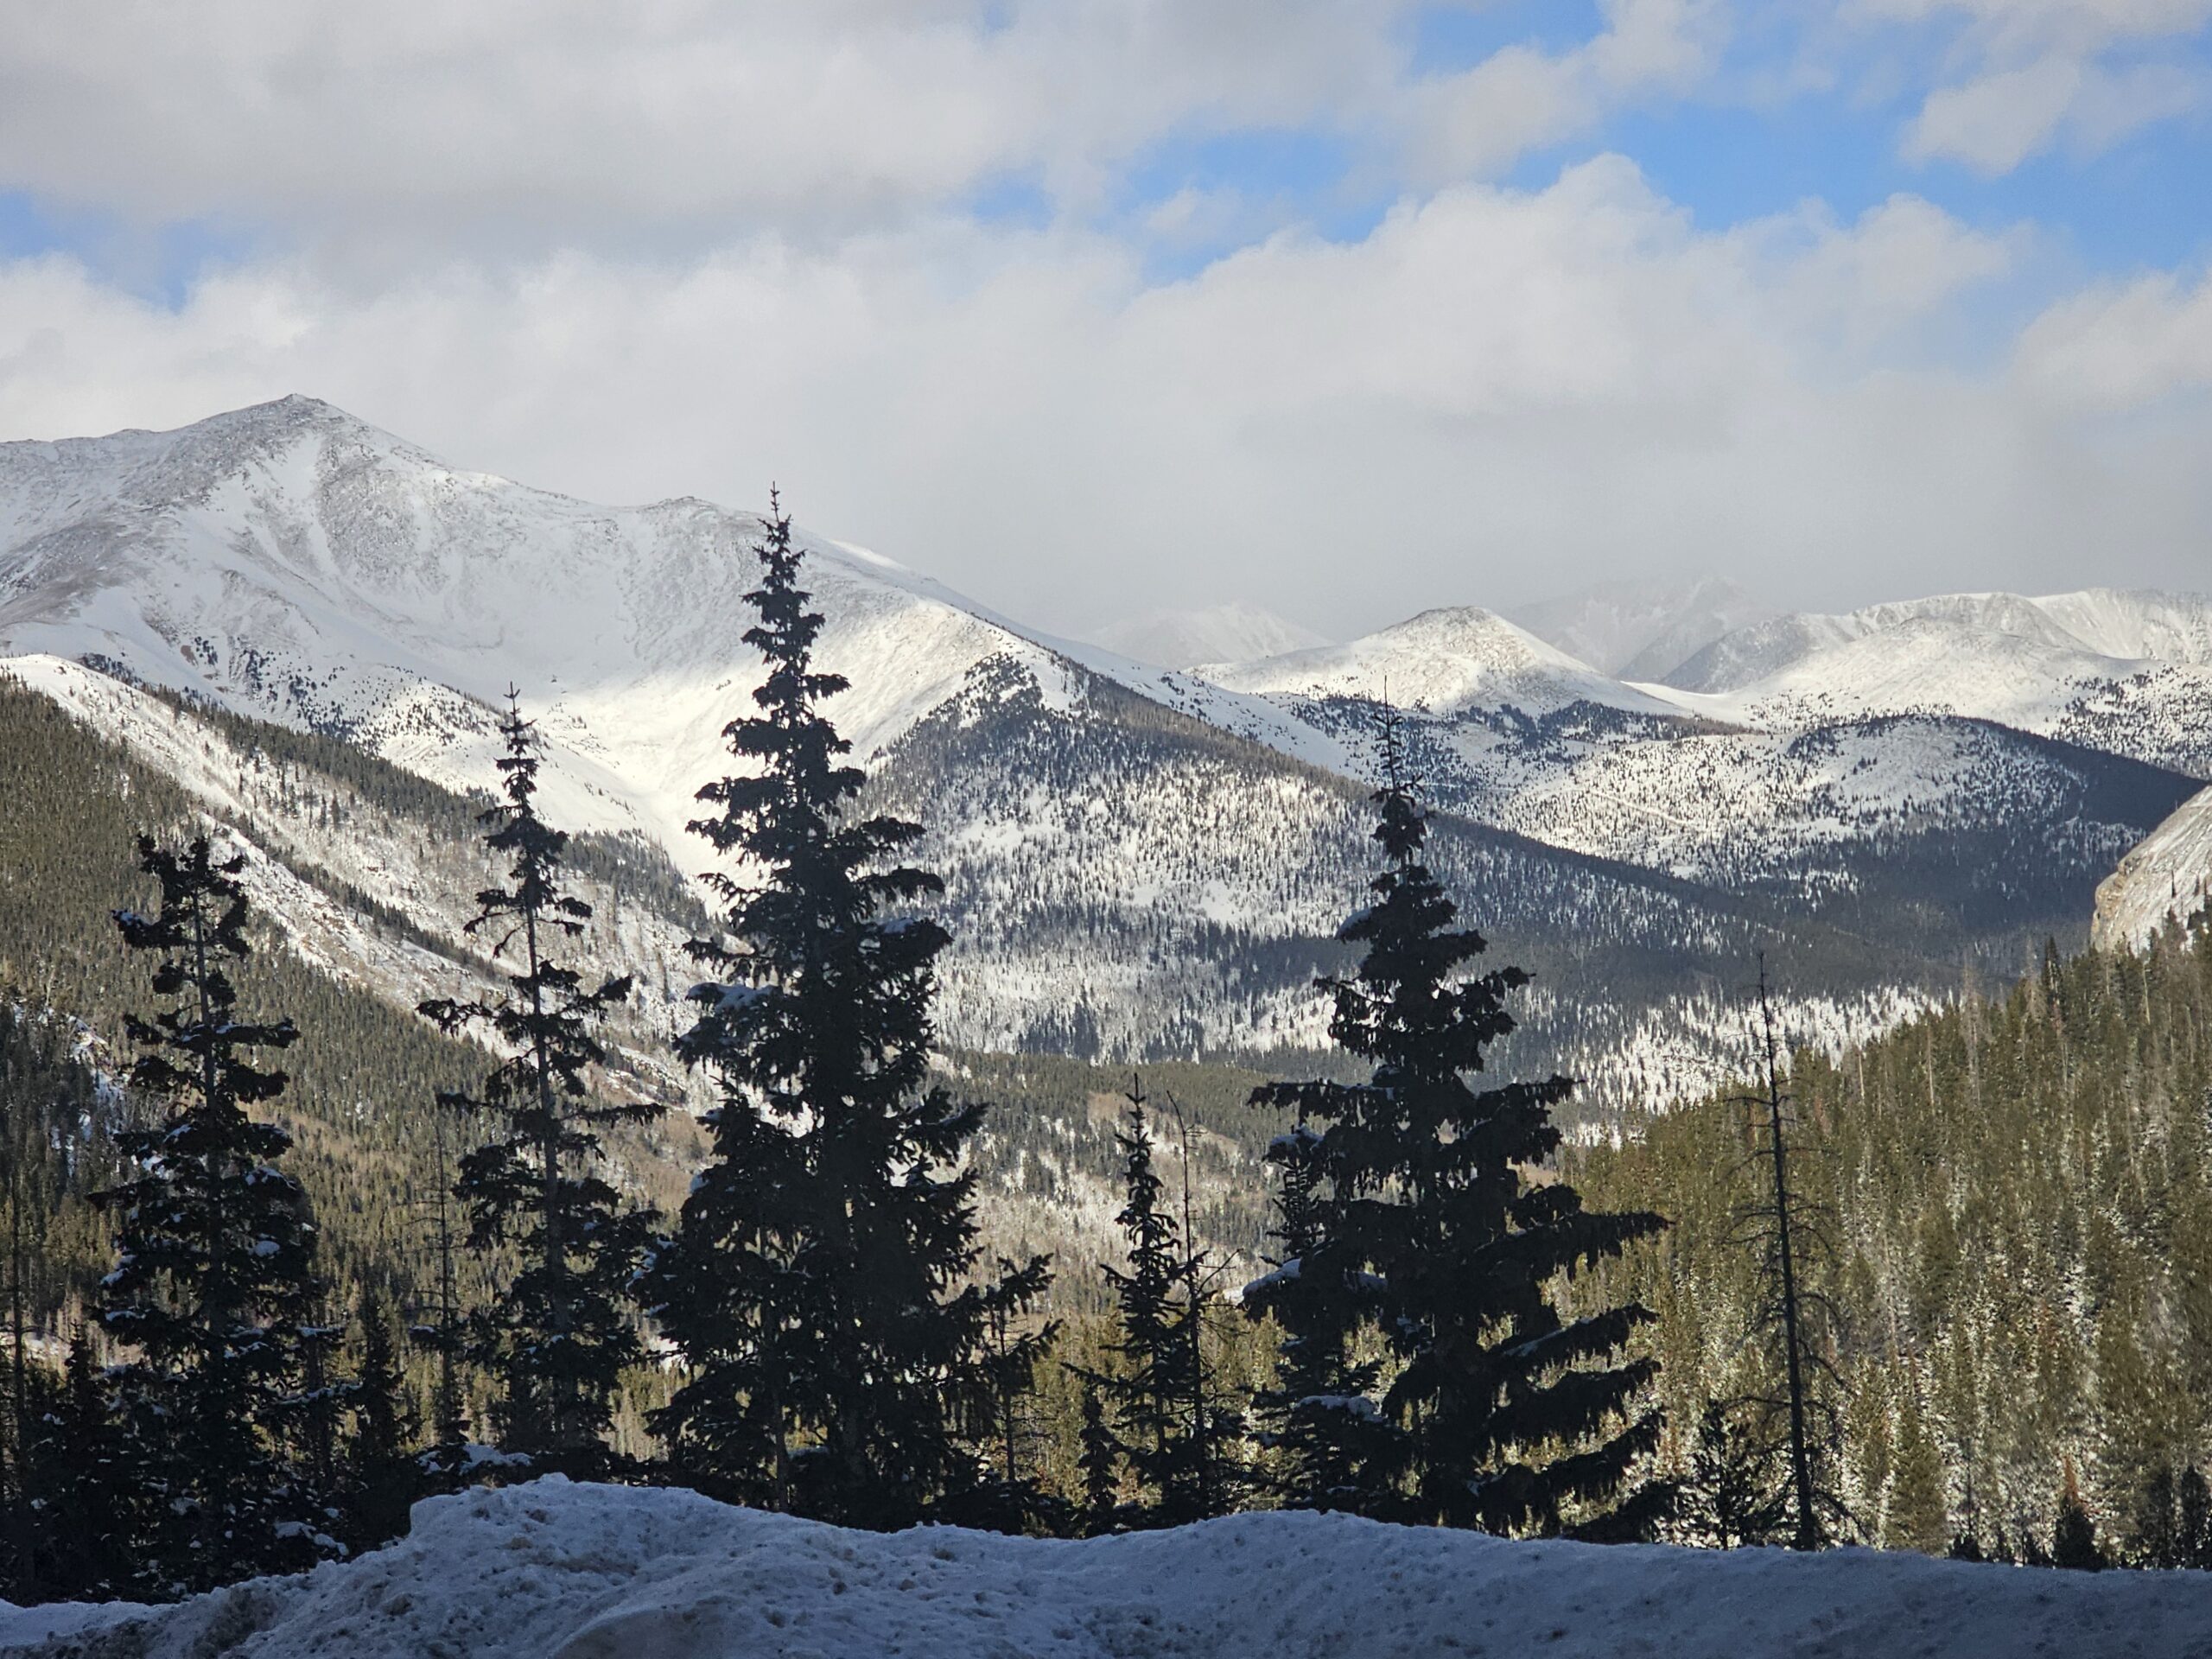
xmin=1725 ymin=955 xmax=1849 ymax=1549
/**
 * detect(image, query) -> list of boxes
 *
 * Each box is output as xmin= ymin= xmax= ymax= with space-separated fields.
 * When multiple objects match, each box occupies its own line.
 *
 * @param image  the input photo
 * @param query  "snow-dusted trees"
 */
xmin=420 ymin=696 xmax=662 ymax=1470
xmin=93 ymin=835 xmax=331 ymax=1593
xmin=642 ymin=494 xmax=1047 ymax=1528
xmin=1250 ymin=714 xmax=1669 ymax=1535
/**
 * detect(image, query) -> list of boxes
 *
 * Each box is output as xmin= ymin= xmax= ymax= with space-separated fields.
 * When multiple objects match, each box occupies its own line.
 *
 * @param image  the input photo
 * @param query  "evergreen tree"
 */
xmin=92 ymin=834 xmax=328 ymax=1593
xmin=1090 ymin=1091 xmax=1181 ymax=1519
xmin=29 ymin=1334 xmax=124 ymax=1600
xmin=1078 ymin=1084 xmax=1243 ymax=1524
xmin=643 ymin=493 xmax=1040 ymax=1528
xmin=1076 ymin=1382 xmax=1121 ymax=1536
xmin=1155 ymin=1091 xmax=1248 ymax=1522
xmin=1677 ymin=1399 xmax=1785 ymax=1548
xmin=419 ymin=696 xmax=662 ymax=1471
xmin=345 ymin=1291 xmax=420 ymax=1552
xmin=1255 ymin=712 xmax=1669 ymax=1535
xmin=2132 ymin=1464 xmax=2182 ymax=1568
xmin=1883 ymin=1379 xmax=1949 ymax=1554
xmin=2053 ymin=1482 xmax=2107 ymax=1571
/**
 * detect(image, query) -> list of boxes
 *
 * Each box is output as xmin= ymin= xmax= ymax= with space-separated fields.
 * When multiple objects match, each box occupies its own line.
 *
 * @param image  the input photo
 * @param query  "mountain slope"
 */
xmin=0 ymin=394 xmax=1083 ymax=852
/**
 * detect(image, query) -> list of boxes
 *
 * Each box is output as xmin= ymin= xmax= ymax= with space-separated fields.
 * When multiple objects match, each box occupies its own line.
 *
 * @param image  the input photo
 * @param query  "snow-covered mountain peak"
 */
xmin=2031 ymin=588 xmax=2212 ymax=665
xmin=0 ymin=397 xmax=1077 ymax=851
xmin=1198 ymin=603 xmax=1670 ymax=719
xmin=1666 ymin=587 xmax=2212 ymax=699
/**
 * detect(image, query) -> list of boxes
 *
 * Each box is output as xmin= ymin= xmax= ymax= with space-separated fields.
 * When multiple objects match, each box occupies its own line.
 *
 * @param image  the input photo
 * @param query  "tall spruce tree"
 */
xmin=643 ymin=493 xmax=1041 ymax=1528
xmin=93 ymin=834 xmax=328 ymax=1593
xmin=1255 ymin=713 xmax=1669 ymax=1535
xmin=1086 ymin=1083 xmax=1242 ymax=1524
xmin=1091 ymin=1090 xmax=1182 ymax=1519
xmin=419 ymin=696 xmax=662 ymax=1470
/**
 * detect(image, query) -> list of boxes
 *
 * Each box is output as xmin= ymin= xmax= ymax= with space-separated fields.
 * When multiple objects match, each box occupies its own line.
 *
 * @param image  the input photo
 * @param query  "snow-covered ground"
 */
xmin=5 ymin=1478 xmax=2207 ymax=1659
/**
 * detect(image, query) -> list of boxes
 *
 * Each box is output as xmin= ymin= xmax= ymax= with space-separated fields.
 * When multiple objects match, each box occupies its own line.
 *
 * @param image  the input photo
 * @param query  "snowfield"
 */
xmin=5 ymin=1478 xmax=2209 ymax=1659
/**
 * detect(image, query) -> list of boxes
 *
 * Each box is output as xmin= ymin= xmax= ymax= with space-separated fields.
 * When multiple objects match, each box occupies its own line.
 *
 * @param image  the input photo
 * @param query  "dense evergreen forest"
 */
xmin=1568 ymin=913 xmax=2212 ymax=1563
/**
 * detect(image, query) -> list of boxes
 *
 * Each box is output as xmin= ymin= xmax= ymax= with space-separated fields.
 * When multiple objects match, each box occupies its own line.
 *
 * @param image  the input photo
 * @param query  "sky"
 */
xmin=0 ymin=1 xmax=2208 ymax=641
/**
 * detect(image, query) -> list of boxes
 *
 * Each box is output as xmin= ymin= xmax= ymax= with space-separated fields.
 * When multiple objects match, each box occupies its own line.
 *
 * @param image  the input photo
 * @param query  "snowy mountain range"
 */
xmin=3 ymin=397 xmax=2207 ymax=1109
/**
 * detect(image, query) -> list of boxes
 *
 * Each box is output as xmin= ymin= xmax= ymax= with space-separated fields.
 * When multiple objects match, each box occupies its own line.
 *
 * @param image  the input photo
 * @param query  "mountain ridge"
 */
xmin=3 ymin=396 xmax=2202 ymax=1109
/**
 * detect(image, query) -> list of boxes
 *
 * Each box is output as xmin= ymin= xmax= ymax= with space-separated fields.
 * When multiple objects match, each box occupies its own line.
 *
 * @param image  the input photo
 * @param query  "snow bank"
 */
xmin=5 ymin=1478 xmax=2209 ymax=1658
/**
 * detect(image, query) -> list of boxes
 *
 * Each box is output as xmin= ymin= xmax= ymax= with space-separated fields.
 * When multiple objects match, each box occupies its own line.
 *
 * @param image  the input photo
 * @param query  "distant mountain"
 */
xmin=1509 ymin=575 xmax=1775 ymax=682
xmin=1179 ymin=607 xmax=2196 ymax=950
xmin=1195 ymin=606 xmax=1672 ymax=719
xmin=1662 ymin=591 xmax=2212 ymax=776
xmin=2 ymin=397 xmax=2202 ymax=1116
xmin=1083 ymin=603 xmax=1327 ymax=670
xmin=0 ymin=398 xmax=1870 ymax=1108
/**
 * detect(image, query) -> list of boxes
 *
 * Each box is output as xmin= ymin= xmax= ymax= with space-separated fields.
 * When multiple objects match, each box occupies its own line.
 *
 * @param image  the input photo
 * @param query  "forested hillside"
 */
xmin=1567 ymin=911 xmax=2212 ymax=1559
xmin=0 ymin=676 xmax=712 ymax=1346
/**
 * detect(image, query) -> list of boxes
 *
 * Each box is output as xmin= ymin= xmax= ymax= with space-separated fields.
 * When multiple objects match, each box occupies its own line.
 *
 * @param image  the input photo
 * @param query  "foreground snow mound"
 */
xmin=5 ymin=1478 xmax=2209 ymax=1659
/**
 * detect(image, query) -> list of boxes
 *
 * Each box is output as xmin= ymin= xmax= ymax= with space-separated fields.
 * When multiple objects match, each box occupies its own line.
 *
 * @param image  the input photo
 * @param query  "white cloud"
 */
xmin=1402 ymin=0 xmax=1731 ymax=181
xmin=3 ymin=161 xmax=2200 ymax=634
xmin=0 ymin=1 xmax=1743 ymax=250
xmin=0 ymin=1 xmax=1406 ymax=243
xmin=1903 ymin=56 xmax=2087 ymax=168
xmin=2015 ymin=266 xmax=2212 ymax=406
xmin=1864 ymin=0 xmax=2211 ymax=172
